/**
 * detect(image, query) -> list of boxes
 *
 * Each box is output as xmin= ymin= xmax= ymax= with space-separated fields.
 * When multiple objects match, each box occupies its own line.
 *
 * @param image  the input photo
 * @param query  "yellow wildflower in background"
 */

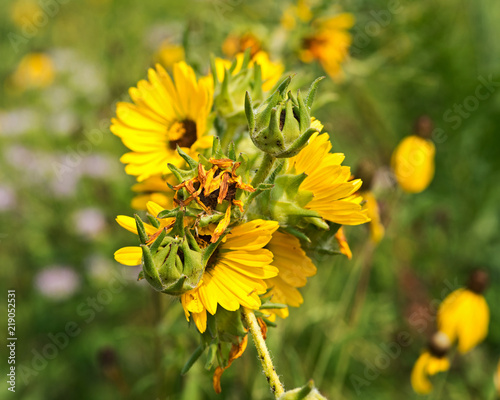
xmin=111 ymin=62 xmax=214 ymax=181
xmin=287 ymin=131 xmax=370 ymax=225
xmin=300 ymin=13 xmax=355 ymax=81
xmin=130 ymin=175 xmax=176 ymax=210
xmin=9 ymin=0 xmax=40 ymax=28
xmin=222 ymin=32 xmax=261 ymax=58
xmin=281 ymin=0 xmax=313 ymax=30
xmin=264 ymin=231 xmax=316 ymax=319
xmin=391 ymin=135 xmax=435 ymax=193
xmin=10 ymin=53 xmax=55 ymax=91
xmin=215 ymin=51 xmax=284 ymax=92
xmin=155 ymin=40 xmax=185 ymax=69
xmin=411 ymin=331 xmax=451 ymax=394
xmin=411 ymin=351 xmax=450 ymax=394
xmin=438 ymin=288 xmax=489 ymax=353
xmin=362 ymin=191 xmax=385 ymax=243
xmin=181 ymin=220 xmax=280 ymax=333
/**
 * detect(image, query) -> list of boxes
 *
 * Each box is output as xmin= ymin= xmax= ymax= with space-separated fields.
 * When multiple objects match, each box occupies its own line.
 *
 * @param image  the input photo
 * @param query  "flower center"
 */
xmin=168 ymin=119 xmax=197 ymax=150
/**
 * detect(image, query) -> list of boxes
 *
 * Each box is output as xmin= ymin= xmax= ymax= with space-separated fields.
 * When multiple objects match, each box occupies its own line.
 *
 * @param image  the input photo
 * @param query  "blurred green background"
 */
xmin=1 ymin=0 xmax=499 ymax=399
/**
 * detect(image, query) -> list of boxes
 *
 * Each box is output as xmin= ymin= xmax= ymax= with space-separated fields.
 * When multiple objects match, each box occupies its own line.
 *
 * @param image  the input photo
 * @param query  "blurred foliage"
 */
xmin=0 ymin=0 xmax=499 ymax=399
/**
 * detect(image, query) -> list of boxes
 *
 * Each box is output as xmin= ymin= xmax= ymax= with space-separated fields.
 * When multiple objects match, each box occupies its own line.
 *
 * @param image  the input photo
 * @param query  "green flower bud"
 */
xmin=136 ymin=211 xmax=204 ymax=296
xmin=246 ymin=77 xmax=324 ymax=158
xmin=267 ymin=174 xmax=328 ymax=230
xmin=211 ymin=51 xmax=264 ymax=118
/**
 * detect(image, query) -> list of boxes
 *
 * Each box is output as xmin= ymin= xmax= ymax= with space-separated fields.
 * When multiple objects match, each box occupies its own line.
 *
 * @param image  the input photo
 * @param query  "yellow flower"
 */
xmin=391 ymin=135 xmax=435 ymax=193
xmin=181 ymin=219 xmax=280 ymax=333
xmin=281 ymin=0 xmax=313 ymax=30
xmin=437 ymin=288 xmax=489 ymax=353
xmin=494 ymin=359 xmax=500 ymax=396
xmin=215 ymin=51 xmax=284 ymax=92
xmin=362 ymin=191 xmax=385 ymax=243
xmin=222 ymin=32 xmax=261 ymax=58
xmin=264 ymin=231 xmax=316 ymax=319
xmin=300 ymin=13 xmax=354 ymax=81
xmin=411 ymin=351 xmax=450 ymax=395
xmin=334 ymin=226 xmax=352 ymax=259
xmin=9 ymin=0 xmax=40 ymax=28
xmin=287 ymin=131 xmax=370 ymax=225
xmin=155 ymin=40 xmax=185 ymax=69
xmin=114 ymin=201 xmax=174 ymax=266
xmin=130 ymin=175 xmax=176 ymax=211
xmin=111 ymin=62 xmax=214 ymax=181
xmin=10 ymin=53 xmax=55 ymax=91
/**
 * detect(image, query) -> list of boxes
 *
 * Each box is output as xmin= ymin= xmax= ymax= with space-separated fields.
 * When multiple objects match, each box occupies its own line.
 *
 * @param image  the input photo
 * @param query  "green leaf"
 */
xmin=181 ymin=345 xmax=205 ymax=375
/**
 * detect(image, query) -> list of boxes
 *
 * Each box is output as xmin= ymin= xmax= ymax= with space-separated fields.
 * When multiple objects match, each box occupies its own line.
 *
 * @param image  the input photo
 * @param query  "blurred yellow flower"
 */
xmin=215 ymin=51 xmax=284 ymax=92
xmin=287 ymin=131 xmax=370 ymax=225
xmin=362 ymin=191 xmax=385 ymax=243
xmin=181 ymin=220 xmax=280 ymax=333
xmin=131 ymin=175 xmax=176 ymax=211
xmin=222 ymin=32 xmax=261 ymax=58
xmin=494 ymin=359 xmax=500 ymax=396
xmin=111 ymin=62 xmax=214 ymax=181
xmin=155 ymin=40 xmax=185 ymax=69
xmin=9 ymin=0 xmax=40 ymax=28
xmin=411 ymin=351 xmax=450 ymax=394
xmin=300 ymin=13 xmax=355 ymax=81
xmin=10 ymin=53 xmax=55 ymax=91
xmin=391 ymin=135 xmax=435 ymax=193
xmin=264 ymin=230 xmax=316 ymax=320
xmin=281 ymin=0 xmax=313 ymax=30
xmin=438 ymin=287 xmax=489 ymax=353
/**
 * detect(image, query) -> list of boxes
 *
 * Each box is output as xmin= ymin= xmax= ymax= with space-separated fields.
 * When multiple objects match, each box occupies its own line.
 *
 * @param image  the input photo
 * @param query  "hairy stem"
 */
xmin=251 ymin=153 xmax=276 ymax=187
xmin=242 ymin=307 xmax=285 ymax=398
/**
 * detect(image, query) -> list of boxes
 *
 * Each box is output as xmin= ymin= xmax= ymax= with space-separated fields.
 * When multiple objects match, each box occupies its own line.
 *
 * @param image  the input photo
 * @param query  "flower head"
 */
xmin=172 ymin=156 xmax=256 ymax=242
xmin=272 ymin=130 xmax=370 ymax=227
xmin=300 ymin=13 xmax=354 ymax=80
xmin=10 ymin=53 xmax=55 ymax=91
xmin=181 ymin=219 xmax=280 ymax=333
xmin=391 ymin=135 xmax=435 ymax=193
xmin=437 ymin=270 xmax=490 ymax=353
xmin=411 ymin=332 xmax=451 ymax=394
xmin=111 ymin=62 xmax=214 ymax=181
xmin=264 ymin=231 xmax=316 ymax=320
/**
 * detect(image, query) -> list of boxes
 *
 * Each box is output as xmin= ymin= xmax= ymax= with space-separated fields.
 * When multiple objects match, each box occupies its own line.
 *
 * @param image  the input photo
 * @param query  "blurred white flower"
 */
xmin=73 ymin=207 xmax=106 ymax=237
xmin=81 ymin=154 xmax=115 ymax=178
xmin=47 ymin=111 xmax=79 ymax=136
xmin=35 ymin=266 xmax=80 ymax=300
xmin=0 ymin=109 xmax=39 ymax=136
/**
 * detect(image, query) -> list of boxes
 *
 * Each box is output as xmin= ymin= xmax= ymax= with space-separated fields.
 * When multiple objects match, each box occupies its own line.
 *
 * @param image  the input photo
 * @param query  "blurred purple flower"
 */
xmin=73 ymin=208 xmax=106 ymax=237
xmin=35 ymin=266 xmax=80 ymax=300
xmin=0 ymin=185 xmax=16 ymax=211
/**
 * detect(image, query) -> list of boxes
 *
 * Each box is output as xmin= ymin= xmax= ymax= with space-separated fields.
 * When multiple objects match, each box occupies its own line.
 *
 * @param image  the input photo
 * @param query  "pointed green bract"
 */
xmin=246 ymin=76 xmax=321 ymax=158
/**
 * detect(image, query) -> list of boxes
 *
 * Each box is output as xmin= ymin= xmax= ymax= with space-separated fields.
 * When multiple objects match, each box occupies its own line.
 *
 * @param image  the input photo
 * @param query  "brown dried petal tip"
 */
xmin=466 ymin=269 xmax=489 ymax=294
xmin=413 ymin=115 xmax=434 ymax=139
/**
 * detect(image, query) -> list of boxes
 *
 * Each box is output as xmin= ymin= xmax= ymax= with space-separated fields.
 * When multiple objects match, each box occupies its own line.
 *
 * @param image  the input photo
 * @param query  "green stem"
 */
xmin=251 ymin=153 xmax=276 ymax=187
xmin=220 ymin=122 xmax=238 ymax=150
xmin=242 ymin=308 xmax=285 ymax=398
